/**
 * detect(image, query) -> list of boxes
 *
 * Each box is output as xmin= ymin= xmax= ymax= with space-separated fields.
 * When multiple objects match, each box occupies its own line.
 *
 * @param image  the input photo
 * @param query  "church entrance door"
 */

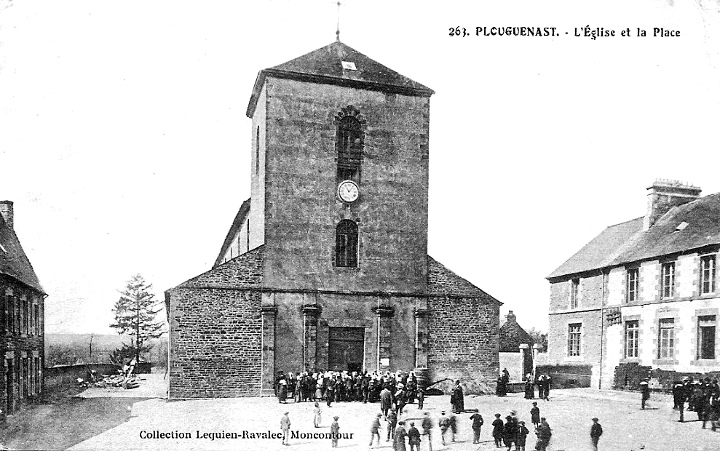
xmin=328 ymin=327 xmax=364 ymax=373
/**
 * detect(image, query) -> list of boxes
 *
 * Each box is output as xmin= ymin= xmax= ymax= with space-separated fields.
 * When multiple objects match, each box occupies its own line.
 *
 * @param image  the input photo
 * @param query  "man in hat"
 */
xmin=590 ymin=417 xmax=603 ymax=451
xmin=492 ymin=413 xmax=504 ymax=448
xmin=516 ymin=420 xmax=530 ymax=451
xmin=438 ymin=411 xmax=451 ymax=446
xmin=380 ymin=385 xmax=393 ymax=420
xmin=394 ymin=420 xmax=408 ymax=451
xmin=387 ymin=406 xmax=398 ymax=442
xmin=451 ymin=380 xmax=464 ymax=413
xmin=469 ymin=411 xmax=484 ymax=444
xmin=407 ymin=421 xmax=421 ymax=451
xmin=395 ymin=383 xmax=407 ymax=416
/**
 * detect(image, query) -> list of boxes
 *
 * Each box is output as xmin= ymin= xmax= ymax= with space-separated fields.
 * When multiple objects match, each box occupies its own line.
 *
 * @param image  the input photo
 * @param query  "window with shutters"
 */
xmin=335 ymin=220 xmax=358 ymax=268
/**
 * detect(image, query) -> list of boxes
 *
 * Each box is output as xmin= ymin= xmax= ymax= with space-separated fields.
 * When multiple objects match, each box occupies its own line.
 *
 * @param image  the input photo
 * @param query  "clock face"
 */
xmin=337 ymin=180 xmax=359 ymax=203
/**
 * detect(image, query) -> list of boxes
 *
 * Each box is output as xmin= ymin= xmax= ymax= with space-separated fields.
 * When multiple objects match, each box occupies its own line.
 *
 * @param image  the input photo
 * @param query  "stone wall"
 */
xmin=168 ymin=287 xmax=262 ymax=398
xmin=262 ymin=77 xmax=429 ymax=293
xmin=427 ymin=295 xmax=499 ymax=393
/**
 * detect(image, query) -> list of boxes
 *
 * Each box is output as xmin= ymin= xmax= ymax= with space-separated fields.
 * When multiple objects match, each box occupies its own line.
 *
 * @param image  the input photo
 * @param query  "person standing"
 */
xmin=516 ymin=421 xmax=530 ymax=451
xmin=524 ymin=374 xmax=534 ymax=399
xmin=280 ymin=411 xmax=291 ymax=446
xmin=417 ymin=386 xmax=425 ymax=410
xmin=387 ymin=406 xmax=398 ymax=442
xmin=326 ymin=375 xmax=336 ymax=407
xmin=407 ymin=421 xmax=421 ymax=451
xmin=535 ymin=417 xmax=552 ymax=451
xmin=439 ymin=411 xmax=451 ymax=446
xmin=448 ymin=411 xmax=457 ymax=443
xmin=451 ymin=380 xmax=464 ymax=413
xmin=640 ymin=378 xmax=650 ymax=410
xmin=543 ymin=375 xmax=551 ymax=401
xmin=469 ymin=412 xmax=484 ymax=444
xmin=491 ymin=413 xmax=504 ymax=448
xmin=381 ymin=386 xmax=393 ymax=420
xmin=421 ymin=412 xmax=434 ymax=451
xmin=502 ymin=415 xmax=516 ymax=451
xmin=330 ymin=416 xmax=340 ymax=448
xmin=590 ymin=417 xmax=603 ymax=451
xmin=395 ymin=383 xmax=407 ymax=416
xmin=536 ymin=375 xmax=545 ymax=401
xmin=530 ymin=402 xmax=540 ymax=429
xmin=313 ymin=401 xmax=322 ymax=428
xmin=369 ymin=413 xmax=382 ymax=448
xmin=394 ymin=421 xmax=408 ymax=451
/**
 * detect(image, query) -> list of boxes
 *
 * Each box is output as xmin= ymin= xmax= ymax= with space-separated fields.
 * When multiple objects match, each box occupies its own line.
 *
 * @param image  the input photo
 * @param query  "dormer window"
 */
xmin=341 ymin=61 xmax=357 ymax=70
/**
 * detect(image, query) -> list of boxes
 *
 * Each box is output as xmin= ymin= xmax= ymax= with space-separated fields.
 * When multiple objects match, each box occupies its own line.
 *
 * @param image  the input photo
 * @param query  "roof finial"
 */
xmin=335 ymin=0 xmax=341 ymax=41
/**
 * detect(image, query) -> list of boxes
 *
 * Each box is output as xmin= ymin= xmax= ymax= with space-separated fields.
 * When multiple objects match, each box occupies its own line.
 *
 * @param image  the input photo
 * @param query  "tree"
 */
xmin=110 ymin=274 xmax=166 ymax=363
xmin=527 ymin=328 xmax=548 ymax=353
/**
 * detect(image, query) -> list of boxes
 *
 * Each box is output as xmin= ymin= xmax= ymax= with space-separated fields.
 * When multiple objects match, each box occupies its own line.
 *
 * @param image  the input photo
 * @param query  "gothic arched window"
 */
xmin=335 ymin=220 xmax=358 ymax=267
xmin=336 ymin=116 xmax=363 ymax=183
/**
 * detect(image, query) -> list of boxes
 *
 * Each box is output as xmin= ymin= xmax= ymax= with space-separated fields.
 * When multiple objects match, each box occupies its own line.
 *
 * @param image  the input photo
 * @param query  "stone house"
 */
xmin=546 ymin=180 xmax=720 ymax=388
xmin=499 ymin=311 xmax=534 ymax=380
xmin=166 ymin=40 xmax=501 ymax=398
xmin=0 ymin=201 xmax=45 ymax=417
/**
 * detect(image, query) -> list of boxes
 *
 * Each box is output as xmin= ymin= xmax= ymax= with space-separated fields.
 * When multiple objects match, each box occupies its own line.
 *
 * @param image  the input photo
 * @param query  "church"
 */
xmin=166 ymin=40 xmax=500 ymax=398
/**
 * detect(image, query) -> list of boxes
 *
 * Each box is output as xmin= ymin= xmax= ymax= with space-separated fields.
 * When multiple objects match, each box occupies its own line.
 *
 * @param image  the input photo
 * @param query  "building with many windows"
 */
xmin=0 ymin=201 xmax=45 ymax=417
xmin=546 ymin=180 xmax=720 ymax=388
xmin=166 ymin=41 xmax=501 ymax=398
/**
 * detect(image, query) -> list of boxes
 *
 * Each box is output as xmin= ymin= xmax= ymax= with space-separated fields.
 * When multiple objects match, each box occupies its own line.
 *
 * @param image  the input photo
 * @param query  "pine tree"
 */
xmin=110 ymin=274 xmax=165 ymax=363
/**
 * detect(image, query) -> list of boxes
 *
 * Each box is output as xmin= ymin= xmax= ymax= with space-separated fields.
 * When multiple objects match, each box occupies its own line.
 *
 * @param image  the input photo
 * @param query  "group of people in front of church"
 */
xmin=495 ymin=367 xmax=553 ymax=401
xmin=274 ymin=369 xmax=424 ymax=409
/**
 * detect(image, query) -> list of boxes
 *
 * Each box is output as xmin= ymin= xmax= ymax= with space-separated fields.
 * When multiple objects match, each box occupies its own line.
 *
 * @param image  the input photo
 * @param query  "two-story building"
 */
xmin=0 ymin=201 xmax=45 ymax=417
xmin=547 ymin=180 xmax=720 ymax=389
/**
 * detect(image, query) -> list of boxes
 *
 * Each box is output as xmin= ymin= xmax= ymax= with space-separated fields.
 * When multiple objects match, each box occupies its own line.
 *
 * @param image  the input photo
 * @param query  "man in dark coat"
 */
xmin=451 ymin=380 xmax=465 ymax=413
xmin=542 ymin=375 xmax=551 ymax=401
xmin=524 ymin=373 xmax=534 ymax=399
xmin=640 ymin=378 xmax=650 ymax=409
xmin=491 ymin=413 xmax=504 ymax=448
xmin=407 ymin=421 xmax=421 ymax=451
xmin=590 ymin=417 xmax=603 ymax=451
xmin=535 ymin=417 xmax=552 ymax=451
xmin=380 ymin=386 xmax=393 ymax=420
xmin=516 ymin=421 xmax=530 ymax=451
xmin=503 ymin=415 xmax=516 ymax=450
xmin=536 ymin=375 xmax=545 ymax=400
xmin=421 ymin=412 xmax=434 ymax=451
xmin=470 ymin=412 xmax=484 ymax=444
xmin=326 ymin=375 xmax=336 ymax=407
xmin=394 ymin=421 xmax=408 ymax=451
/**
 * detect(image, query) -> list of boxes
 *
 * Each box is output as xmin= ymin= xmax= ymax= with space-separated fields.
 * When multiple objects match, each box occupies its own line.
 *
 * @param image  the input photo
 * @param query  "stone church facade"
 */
xmin=166 ymin=41 xmax=500 ymax=398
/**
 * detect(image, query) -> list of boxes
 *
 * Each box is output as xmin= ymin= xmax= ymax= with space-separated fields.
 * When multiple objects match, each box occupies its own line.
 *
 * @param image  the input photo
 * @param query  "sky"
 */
xmin=1 ymin=0 xmax=719 ymax=335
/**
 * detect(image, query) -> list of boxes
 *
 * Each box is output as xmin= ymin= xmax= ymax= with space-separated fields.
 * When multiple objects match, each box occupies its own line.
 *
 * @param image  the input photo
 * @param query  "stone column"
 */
xmin=302 ymin=304 xmax=321 ymax=372
xmin=414 ymin=309 xmax=429 ymax=369
xmin=260 ymin=306 xmax=277 ymax=397
xmin=519 ymin=344 xmax=529 ymax=380
xmin=532 ymin=343 xmax=542 ymax=379
xmin=374 ymin=305 xmax=394 ymax=372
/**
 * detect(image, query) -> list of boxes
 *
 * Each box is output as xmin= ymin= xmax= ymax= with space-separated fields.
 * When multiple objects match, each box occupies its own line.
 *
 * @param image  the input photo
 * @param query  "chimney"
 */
xmin=643 ymin=179 xmax=701 ymax=230
xmin=506 ymin=310 xmax=517 ymax=323
xmin=0 ymin=201 xmax=13 ymax=229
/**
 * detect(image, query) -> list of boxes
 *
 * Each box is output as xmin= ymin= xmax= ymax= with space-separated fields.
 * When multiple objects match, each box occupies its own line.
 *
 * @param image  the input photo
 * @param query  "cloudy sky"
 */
xmin=1 ymin=0 xmax=719 ymax=334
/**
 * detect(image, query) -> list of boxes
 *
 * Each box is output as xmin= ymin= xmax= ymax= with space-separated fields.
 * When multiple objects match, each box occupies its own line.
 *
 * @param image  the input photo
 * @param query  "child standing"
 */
xmin=369 ymin=413 xmax=382 ymax=448
xmin=530 ymin=402 xmax=540 ymax=429
xmin=491 ymin=413 xmax=503 ymax=448
xmin=280 ymin=412 xmax=291 ymax=446
xmin=313 ymin=401 xmax=322 ymax=428
xmin=516 ymin=421 xmax=530 ymax=451
xmin=331 ymin=416 xmax=340 ymax=448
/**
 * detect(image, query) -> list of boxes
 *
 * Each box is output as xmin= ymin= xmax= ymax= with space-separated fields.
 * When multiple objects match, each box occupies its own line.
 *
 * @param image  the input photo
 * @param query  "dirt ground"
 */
xmin=4 ymin=382 xmax=720 ymax=450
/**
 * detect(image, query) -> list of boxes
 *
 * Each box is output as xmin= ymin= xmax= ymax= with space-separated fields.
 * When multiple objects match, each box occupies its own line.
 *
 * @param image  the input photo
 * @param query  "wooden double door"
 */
xmin=328 ymin=327 xmax=364 ymax=373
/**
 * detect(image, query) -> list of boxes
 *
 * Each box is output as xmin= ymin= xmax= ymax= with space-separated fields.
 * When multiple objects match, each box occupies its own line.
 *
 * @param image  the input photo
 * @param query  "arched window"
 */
xmin=335 ymin=220 xmax=358 ymax=267
xmin=336 ymin=116 xmax=363 ymax=182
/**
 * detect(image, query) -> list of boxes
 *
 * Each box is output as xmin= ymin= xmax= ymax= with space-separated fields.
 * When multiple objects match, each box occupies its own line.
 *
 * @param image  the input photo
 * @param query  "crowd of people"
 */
xmin=274 ymin=369 xmax=424 ymax=409
xmin=670 ymin=376 xmax=720 ymax=429
xmin=495 ymin=367 xmax=553 ymax=401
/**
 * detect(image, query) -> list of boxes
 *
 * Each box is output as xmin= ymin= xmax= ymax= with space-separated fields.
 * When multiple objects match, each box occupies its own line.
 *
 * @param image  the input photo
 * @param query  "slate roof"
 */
xmin=247 ymin=41 xmax=434 ymax=117
xmin=499 ymin=319 xmax=533 ymax=353
xmin=0 ymin=214 xmax=44 ymax=294
xmin=548 ymin=192 xmax=720 ymax=280
xmin=427 ymin=256 xmax=501 ymax=302
xmin=213 ymin=199 xmax=251 ymax=268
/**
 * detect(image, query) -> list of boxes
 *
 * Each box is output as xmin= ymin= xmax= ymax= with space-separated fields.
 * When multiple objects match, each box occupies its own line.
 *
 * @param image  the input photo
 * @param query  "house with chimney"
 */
xmin=546 ymin=180 xmax=720 ymax=389
xmin=0 ymin=201 xmax=45 ymax=417
xmin=499 ymin=311 xmax=534 ymax=381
